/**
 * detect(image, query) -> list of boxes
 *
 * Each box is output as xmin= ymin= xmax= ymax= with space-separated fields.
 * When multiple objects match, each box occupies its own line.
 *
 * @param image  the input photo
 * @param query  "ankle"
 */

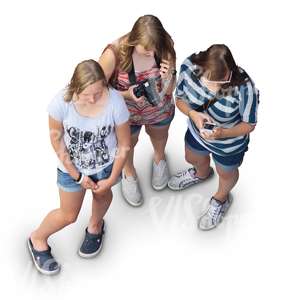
xmin=88 ymin=220 xmax=103 ymax=235
xmin=30 ymin=232 xmax=49 ymax=251
xmin=213 ymin=194 xmax=228 ymax=203
xmin=123 ymin=167 xmax=136 ymax=178
xmin=195 ymin=167 xmax=211 ymax=179
xmin=153 ymin=154 xmax=166 ymax=164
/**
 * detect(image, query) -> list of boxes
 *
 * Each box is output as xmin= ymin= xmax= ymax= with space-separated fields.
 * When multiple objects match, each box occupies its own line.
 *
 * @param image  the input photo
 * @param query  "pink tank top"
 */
xmin=103 ymin=44 xmax=175 ymax=126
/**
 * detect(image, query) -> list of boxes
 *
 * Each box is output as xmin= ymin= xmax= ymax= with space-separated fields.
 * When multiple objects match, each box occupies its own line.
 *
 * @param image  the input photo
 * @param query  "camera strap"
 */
xmin=128 ymin=54 xmax=161 ymax=85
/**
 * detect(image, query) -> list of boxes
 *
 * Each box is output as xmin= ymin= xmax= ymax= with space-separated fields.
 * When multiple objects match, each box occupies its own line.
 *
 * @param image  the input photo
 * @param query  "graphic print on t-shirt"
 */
xmin=66 ymin=124 xmax=112 ymax=170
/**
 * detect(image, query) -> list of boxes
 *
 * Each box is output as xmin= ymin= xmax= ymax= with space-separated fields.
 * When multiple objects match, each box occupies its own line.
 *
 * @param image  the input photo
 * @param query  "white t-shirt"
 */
xmin=47 ymin=88 xmax=130 ymax=175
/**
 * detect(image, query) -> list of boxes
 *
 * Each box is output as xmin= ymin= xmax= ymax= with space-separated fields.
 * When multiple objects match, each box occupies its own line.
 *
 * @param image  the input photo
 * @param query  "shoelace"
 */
xmin=127 ymin=179 xmax=139 ymax=193
xmin=207 ymin=202 xmax=222 ymax=223
xmin=154 ymin=161 xmax=166 ymax=178
xmin=177 ymin=168 xmax=196 ymax=178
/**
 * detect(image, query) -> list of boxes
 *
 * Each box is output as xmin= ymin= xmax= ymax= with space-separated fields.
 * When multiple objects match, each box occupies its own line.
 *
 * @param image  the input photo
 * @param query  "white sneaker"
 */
xmin=168 ymin=167 xmax=214 ymax=191
xmin=152 ymin=160 xmax=170 ymax=190
xmin=198 ymin=194 xmax=233 ymax=231
xmin=121 ymin=171 xmax=143 ymax=207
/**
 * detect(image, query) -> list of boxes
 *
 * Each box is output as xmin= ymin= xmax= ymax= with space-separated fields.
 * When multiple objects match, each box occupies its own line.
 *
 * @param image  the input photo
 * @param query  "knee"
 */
xmin=131 ymin=135 xmax=139 ymax=148
xmin=185 ymin=152 xmax=209 ymax=167
xmin=216 ymin=167 xmax=239 ymax=180
xmin=145 ymin=127 xmax=168 ymax=140
xmin=61 ymin=212 xmax=78 ymax=225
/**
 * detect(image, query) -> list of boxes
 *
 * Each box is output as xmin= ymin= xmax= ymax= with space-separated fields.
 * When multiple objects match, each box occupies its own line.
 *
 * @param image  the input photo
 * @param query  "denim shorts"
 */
xmin=184 ymin=129 xmax=247 ymax=172
xmin=57 ymin=163 xmax=120 ymax=193
xmin=130 ymin=112 xmax=175 ymax=135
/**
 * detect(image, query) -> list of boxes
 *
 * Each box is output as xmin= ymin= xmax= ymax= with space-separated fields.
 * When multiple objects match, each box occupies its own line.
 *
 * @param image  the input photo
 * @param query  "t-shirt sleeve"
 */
xmin=112 ymin=90 xmax=130 ymax=126
xmin=175 ymin=58 xmax=205 ymax=110
xmin=47 ymin=89 xmax=67 ymax=122
xmin=239 ymin=81 xmax=259 ymax=124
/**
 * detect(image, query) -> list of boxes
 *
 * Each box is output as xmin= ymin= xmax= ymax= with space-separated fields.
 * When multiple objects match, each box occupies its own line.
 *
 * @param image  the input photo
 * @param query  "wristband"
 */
xmin=75 ymin=172 xmax=84 ymax=184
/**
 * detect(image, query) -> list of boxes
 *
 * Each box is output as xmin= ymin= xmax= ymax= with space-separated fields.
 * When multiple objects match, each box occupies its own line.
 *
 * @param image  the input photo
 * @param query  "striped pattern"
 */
xmin=176 ymin=56 xmax=259 ymax=156
xmin=115 ymin=67 xmax=175 ymax=125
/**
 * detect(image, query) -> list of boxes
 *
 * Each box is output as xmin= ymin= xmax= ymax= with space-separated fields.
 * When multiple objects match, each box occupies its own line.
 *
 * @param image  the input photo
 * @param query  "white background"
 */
xmin=0 ymin=0 xmax=283 ymax=299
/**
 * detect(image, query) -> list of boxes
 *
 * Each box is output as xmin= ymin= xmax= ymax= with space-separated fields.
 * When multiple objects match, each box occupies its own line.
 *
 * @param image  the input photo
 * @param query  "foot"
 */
xmin=78 ymin=220 xmax=105 ymax=258
xmin=27 ymin=238 xmax=60 ymax=275
xmin=198 ymin=194 xmax=233 ymax=231
xmin=152 ymin=159 xmax=170 ymax=190
xmin=168 ymin=167 xmax=214 ymax=191
xmin=121 ymin=170 xmax=143 ymax=207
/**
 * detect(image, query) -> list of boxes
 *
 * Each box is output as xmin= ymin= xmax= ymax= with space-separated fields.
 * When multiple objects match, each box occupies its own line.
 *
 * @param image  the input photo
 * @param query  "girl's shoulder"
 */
xmin=47 ymin=88 xmax=70 ymax=122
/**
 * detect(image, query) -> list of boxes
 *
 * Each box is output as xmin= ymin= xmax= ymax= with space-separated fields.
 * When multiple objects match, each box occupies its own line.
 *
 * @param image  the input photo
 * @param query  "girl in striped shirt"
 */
xmin=168 ymin=44 xmax=259 ymax=230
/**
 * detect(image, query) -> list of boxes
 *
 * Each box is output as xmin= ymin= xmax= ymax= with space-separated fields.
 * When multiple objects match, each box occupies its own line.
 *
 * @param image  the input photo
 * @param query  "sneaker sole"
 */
xmin=198 ymin=194 xmax=233 ymax=231
xmin=168 ymin=167 xmax=214 ymax=191
xmin=123 ymin=197 xmax=144 ymax=207
xmin=27 ymin=239 xmax=60 ymax=275
xmin=121 ymin=188 xmax=143 ymax=207
xmin=152 ymin=180 xmax=169 ymax=191
xmin=78 ymin=224 xmax=106 ymax=259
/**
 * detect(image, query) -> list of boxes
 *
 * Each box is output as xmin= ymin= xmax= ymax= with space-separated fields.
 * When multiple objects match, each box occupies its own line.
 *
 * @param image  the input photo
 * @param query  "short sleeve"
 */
xmin=47 ymin=89 xmax=68 ymax=122
xmin=175 ymin=57 xmax=206 ymax=110
xmin=111 ymin=89 xmax=130 ymax=125
xmin=238 ymin=81 xmax=259 ymax=124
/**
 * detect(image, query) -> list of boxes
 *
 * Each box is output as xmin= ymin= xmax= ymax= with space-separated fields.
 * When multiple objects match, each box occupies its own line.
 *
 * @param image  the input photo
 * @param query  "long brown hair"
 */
xmin=117 ymin=15 xmax=176 ymax=72
xmin=191 ymin=44 xmax=249 ymax=89
xmin=64 ymin=59 xmax=108 ymax=102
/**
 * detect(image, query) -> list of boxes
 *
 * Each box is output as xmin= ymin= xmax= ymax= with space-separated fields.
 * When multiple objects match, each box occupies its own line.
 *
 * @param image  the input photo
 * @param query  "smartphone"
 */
xmin=200 ymin=122 xmax=217 ymax=134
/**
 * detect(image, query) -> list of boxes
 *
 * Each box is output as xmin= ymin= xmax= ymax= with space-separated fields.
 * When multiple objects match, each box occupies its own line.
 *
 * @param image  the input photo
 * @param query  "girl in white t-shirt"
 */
xmin=27 ymin=59 xmax=131 ymax=275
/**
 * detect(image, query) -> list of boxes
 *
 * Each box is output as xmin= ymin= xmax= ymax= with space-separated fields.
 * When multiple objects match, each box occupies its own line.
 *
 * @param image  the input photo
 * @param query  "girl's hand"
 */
xmin=190 ymin=111 xmax=214 ymax=130
xmin=92 ymin=178 xmax=113 ymax=196
xmin=200 ymin=127 xmax=224 ymax=140
xmin=128 ymin=85 xmax=145 ymax=105
xmin=81 ymin=176 xmax=98 ymax=190
xmin=159 ymin=59 xmax=172 ymax=80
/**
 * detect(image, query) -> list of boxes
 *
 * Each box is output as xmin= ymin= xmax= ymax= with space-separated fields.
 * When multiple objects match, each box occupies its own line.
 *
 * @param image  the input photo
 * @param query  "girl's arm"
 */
xmin=49 ymin=116 xmax=81 ymax=180
xmin=99 ymin=49 xmax=134 ymax=101
xmin=211 ymin=122 xmax=256 ymax=139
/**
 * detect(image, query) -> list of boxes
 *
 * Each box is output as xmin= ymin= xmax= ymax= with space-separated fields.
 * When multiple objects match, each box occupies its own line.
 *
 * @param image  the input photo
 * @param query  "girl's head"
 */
xmin=191 ymin=44 xmax=249 ymax=88
xmin=119 ymin=15 xmax=176 ymax=72
xmin=65 ymin=59 xmax=108 ymax=103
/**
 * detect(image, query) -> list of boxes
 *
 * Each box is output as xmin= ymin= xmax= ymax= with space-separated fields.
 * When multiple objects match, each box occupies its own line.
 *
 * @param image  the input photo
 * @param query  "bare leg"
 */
xmin=213 ymin=165 xmax=239 ymax=202
xmin=145 ymin=124 xmax=170 ymax=164
xmin=123 ymin=131 xmax=140 ymax=177
xmin=30 ymin=189 xmax=86 ymax=251
xmin=185 ymin=146 xmax=211 ymax=178
xmin=87 ymin=189 xmax=113 ymax=234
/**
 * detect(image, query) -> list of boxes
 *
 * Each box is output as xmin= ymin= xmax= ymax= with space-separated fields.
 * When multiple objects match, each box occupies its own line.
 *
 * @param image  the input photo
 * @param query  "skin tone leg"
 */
xmin=185 ymin=146 xmax=239 ymax=202
xmin=145 ymin=124 xmax=170 ymax=164
xmin=30 ymin=189 xmax=86 ymax=251
xmin=123 ymin=131 xmax=140 ymax=177
xmin=185 ymin=146 xmax=211 ymax=178
xmin=213 ymin=165 xmax=239 ymax=202
xmin=87 ymin=189 xmax=113 ymax=234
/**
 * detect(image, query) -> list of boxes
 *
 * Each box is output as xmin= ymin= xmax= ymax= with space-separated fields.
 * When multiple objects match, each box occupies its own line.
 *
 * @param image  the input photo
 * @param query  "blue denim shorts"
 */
xmin=184 ymin=129 xmax=247 ymax=172
xmin=57 ymin=163 xmax=120 ymax=193
xmin=130 ymin=111 xmax=175 ymax=135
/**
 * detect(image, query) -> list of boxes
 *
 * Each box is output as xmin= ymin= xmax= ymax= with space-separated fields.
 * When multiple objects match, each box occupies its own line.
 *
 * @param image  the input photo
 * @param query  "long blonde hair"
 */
xmin=64 ymin=59 xmax=108 ymax=102
xmin=117 ymin=15 xmax=176 ymax=72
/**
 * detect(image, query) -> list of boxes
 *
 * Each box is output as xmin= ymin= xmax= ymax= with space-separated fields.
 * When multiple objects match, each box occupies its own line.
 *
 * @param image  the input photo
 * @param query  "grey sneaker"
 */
xmin=198 ymin=194 xmax=233 ymax=231
xmin=152 ymin=160 xmax=170 ymax=190
xmin=121 ymin=171 xmax=143 ymax=207
xmin=168 ymin=167 xmax=214 ymax=191
xmin=27 ymin=238 xmax=60 ymax=275
xmin=78 ymin=220 xmax=105 ymax=258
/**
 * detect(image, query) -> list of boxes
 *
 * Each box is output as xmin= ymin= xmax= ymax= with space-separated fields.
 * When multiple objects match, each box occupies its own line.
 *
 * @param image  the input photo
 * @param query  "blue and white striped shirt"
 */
xmin=175 ymin=55 xmax=259 ymax=156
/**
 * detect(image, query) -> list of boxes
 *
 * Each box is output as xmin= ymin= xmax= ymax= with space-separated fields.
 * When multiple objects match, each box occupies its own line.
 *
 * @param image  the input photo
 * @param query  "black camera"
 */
xmin=133 ymin=77 xmax=161 ymax=106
